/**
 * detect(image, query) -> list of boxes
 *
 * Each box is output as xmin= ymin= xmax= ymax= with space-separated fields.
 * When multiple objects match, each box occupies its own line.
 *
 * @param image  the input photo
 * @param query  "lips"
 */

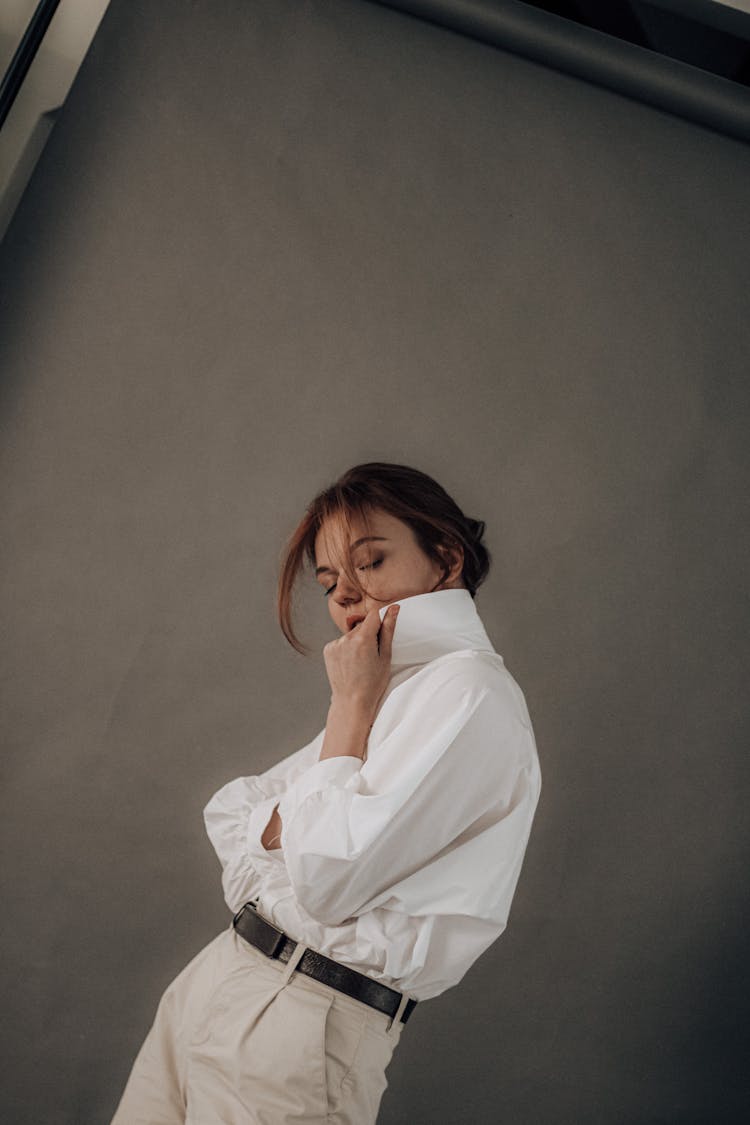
xmin=346 ymin=614 xmax=366 ymax=631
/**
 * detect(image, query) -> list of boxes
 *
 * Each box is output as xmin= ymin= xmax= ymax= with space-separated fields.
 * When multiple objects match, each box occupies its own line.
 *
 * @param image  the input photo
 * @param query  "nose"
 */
xmin=332 ymin=570 xmax=364 ymax=607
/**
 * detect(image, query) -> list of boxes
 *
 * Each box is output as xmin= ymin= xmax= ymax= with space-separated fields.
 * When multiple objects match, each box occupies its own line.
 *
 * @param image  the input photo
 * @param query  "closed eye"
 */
xmin=323 ymin=558 xmax=383 ymax=597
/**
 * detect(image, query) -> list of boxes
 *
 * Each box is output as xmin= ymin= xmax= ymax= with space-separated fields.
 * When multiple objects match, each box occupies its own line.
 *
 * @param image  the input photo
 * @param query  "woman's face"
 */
xmin=314 ymin=508 xmax=464 ymax=635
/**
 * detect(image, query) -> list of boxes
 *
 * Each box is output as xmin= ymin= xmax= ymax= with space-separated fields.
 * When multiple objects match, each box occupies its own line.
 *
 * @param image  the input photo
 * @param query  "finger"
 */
xmin=378 ymin=603 xmax=400 ymax=659
xmin=359 ymin=605 xmax=382 ymax=638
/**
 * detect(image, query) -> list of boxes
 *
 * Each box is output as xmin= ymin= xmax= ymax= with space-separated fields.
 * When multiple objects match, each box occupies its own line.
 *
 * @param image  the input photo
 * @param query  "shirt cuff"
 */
xmin=278 ymin=755 xmax=363 ymax=828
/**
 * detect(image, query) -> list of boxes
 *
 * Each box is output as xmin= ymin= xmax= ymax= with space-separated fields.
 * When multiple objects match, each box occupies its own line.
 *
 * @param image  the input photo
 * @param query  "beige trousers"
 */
xmin=110 ymin=921 xmax=407 ymax=1124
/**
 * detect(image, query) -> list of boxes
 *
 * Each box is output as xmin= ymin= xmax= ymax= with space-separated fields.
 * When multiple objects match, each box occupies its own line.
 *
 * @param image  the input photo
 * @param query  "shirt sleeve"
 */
xmin=203 ymin=735 xmax=323 ymax=910
xmin=276 ymin=655 xmax=534 ymax=927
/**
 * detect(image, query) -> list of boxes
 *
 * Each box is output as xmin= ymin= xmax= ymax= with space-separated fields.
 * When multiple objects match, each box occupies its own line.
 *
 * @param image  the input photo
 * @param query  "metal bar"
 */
xmin=369 ymin=0 xmax=750 ymax=144
xmin=0 ymin=0 xmax=63 ymax=131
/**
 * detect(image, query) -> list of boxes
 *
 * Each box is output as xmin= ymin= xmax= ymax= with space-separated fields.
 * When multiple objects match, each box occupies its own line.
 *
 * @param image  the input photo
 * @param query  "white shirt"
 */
xmin=203 ymin=587 xmax=541 ymax=1002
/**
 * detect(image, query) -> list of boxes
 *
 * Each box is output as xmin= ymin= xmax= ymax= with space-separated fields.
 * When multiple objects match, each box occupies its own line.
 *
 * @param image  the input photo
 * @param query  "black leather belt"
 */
xmin=232 ymin=901 xmax=417 ymax=1025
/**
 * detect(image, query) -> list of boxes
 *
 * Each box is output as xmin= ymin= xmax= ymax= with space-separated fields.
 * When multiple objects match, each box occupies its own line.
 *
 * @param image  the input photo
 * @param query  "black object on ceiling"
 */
xmin=372 ymin=0 xmax=750 ymax=143
xmin=524 ymin=0 xmax=750 ymax=86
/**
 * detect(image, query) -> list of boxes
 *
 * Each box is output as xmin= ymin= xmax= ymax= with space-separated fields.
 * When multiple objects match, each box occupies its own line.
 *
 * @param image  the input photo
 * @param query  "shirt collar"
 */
xmin=377 ymin=588 xmax=497 ymax=667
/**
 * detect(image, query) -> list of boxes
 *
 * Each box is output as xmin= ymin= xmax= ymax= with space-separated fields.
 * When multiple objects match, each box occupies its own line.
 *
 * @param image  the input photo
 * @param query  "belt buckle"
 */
xmin=234 ymin=900 xmax=289 ymax=960
xmin=268 ymin=928 xmax=288 ymax=959
xmin=232 ymin=901 xmax=256 ymax=927
xmin=233 ymin=897 xmax=261 ymax=925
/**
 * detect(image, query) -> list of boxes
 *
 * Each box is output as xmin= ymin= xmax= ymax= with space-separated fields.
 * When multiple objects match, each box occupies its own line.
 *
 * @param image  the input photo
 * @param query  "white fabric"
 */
xmin=203 ymin=588 xmax=541 ymax=1002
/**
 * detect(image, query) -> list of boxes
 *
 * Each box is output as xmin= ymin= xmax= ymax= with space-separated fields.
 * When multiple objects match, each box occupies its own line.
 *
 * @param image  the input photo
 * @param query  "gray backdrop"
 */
xmin=1 ymin=1 xmax=748 ymax=1122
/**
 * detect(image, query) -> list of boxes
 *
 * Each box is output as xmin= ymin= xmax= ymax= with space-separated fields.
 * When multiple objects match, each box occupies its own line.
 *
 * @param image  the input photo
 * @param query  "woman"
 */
xmin=111 ymin=461 xmax=541 ymax=1125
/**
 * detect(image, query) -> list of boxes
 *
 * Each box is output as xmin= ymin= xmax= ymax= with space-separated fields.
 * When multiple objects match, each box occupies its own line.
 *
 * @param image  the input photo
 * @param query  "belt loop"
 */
xmin=386 ymin=992 xmax=410 ymax=1036
xmin=280 ymin=941 xmax=308 ymax=987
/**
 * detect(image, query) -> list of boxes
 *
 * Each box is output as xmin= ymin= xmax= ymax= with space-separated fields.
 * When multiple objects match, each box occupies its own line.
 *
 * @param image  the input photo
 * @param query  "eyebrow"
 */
xmin=315 ymin=536 xmax=389 ymax=576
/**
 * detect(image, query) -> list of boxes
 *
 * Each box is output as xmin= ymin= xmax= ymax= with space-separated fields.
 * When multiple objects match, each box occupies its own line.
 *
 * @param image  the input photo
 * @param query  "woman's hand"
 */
xmin=323 ymin=603 xmax=400 ymax=720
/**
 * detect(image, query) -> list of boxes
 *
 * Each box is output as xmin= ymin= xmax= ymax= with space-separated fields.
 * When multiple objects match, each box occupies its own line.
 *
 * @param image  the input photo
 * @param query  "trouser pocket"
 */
xmin=185 ymin=968 xmax=334 ymax=1124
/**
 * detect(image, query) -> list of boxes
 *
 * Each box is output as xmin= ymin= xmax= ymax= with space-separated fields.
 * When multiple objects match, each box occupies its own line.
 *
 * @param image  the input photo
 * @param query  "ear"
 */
xmin=438 ymin=541 xmax=464 ymax=584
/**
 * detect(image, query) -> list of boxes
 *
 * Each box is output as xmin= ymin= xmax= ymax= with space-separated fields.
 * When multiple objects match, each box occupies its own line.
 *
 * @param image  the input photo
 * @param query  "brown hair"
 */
xmin=277 ymin=462 xmax=491 ymax=655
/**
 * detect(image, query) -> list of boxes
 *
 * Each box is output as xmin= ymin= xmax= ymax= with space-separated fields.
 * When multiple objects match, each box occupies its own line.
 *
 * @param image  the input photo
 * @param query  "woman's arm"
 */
xmin=262 ymin=697 xmax=372 ymax=849
xmin=273 ymin=655 xmax=537 ymax=926
xmin=203 ymin=733 xmax=327 ymax=908
xmin=262 ymin=606 xmax=398 ymax=851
